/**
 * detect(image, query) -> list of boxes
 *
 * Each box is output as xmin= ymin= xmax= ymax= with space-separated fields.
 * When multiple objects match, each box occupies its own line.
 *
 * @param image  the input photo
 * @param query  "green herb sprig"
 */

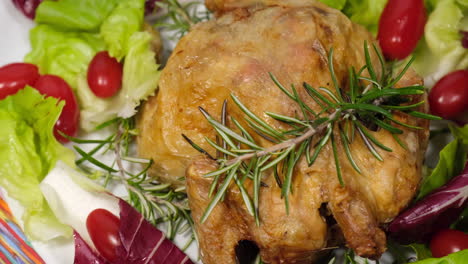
xmin=66 ymin=118 xmax=195 ymax=249
xmin=154 ymin=0 xmax=210 ymax=39
xmin=184 ymin=42 xmax=441 ymax=225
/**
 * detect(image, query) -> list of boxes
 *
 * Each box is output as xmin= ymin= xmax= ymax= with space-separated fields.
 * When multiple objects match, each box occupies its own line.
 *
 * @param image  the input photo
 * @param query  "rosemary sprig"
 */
xmin=154 ymin=0 xmax=210 ymax=39
xmin=68 ymin=118 xmax=195 ymax=246
xmin=185 ymin=43 xmax=441 ymax=224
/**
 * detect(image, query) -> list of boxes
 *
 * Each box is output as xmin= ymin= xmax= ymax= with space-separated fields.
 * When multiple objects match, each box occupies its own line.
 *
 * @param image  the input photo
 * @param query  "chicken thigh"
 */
xmin=137 ymin=0 xmax=429 ymax=263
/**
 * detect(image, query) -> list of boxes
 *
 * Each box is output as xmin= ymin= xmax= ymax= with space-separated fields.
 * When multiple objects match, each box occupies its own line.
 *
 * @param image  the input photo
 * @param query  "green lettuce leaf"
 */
xmin=35 ymin=0 xmax=119 ymax=32
xmin=119 ymin=32 xmax=161 ymax=117
xmin=0 ymin=87 xmax=75 ymax=241
xmin=317 ymin=0 xmax=387 ymax=33
xmin=412 ymin=250 xmax=468 ymax=264
xmin=412 ymin=0 xmax=468 ymax=87
xmin=342 ymin=0 xmax=387 ymax=34
xmin=78 ymin=32 xmax=160 ymax=131
xmin=100 ymin=0 xmax=145 ymax=60
xmin=417 ymin=124 xmax=468 ymax=199
xmin=25 ymin=25 xmax=105 ymax=89
xmin=409 ymin=243 xmax=433 ymax=260
xmin=318 ymin=0 xmax=347 ymax=10
xmin=28 ymin=0 xmax=158 ymax=131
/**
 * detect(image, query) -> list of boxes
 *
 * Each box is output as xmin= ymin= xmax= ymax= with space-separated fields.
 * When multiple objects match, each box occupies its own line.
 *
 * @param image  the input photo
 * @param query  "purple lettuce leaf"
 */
xmin=461 ymin=31 xmax=468 ymax=49
xmin=116 ymin=199 xmax=193 ymax=264
xmin=145 ymin=0 xmax=160 ymax=16
xmin=74 ymin=231 xmax=109 ymax=264
xmin=388 ymin=162 xmax=468 ymax=241
xmin=12 ymin=0 xmax=42 ymax=19
xmin=74 ymin=199 xmax=193 ymax=264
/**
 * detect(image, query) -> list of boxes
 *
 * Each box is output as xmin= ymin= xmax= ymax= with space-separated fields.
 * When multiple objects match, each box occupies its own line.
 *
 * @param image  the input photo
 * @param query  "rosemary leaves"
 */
xmin=185 ymin=42 xmax=441 ymax=224
xmin=68 ymin=118 xmax=195 ymax=248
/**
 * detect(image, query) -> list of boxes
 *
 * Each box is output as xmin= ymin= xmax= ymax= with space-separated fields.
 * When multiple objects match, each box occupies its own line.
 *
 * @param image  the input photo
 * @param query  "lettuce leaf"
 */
xmin=412 ymin=0 xmax=468 ymax=87
xmin=119 ymin=32 xmax=161 ymax=117
xmin=317 ymin=0 xmax=387 ymax=33
xmin=412 ymin=250 xmax=468 ymax=264
xmin=25 ymin=25 xmax=105 ymax=89
xmin=35 ymin=0 xmax=119 ymax=32
xmin=100 ymin=0 xmax=145 ymax=60
xmin=342 ymin=0 xmax=387 ymax=34
xmin=417 ymin=124 xmax=468 ymax=200
xmin=0 ymin=87 xmax=74 ymax=241
xmin=318 ymin=0 xmax=347 ymax=10
xmin=78 ymin=32 xmax=160 ymax=131
xmin=28 ymin=0 xmax=159 ymax=131
xmin=409 ymin=243 xmax=433 ymax=260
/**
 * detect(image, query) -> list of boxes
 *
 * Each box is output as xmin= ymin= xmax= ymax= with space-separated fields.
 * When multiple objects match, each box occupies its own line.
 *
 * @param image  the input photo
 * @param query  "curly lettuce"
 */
xmin=25 ymin=25 xmax=105 ymax=89
xmin=35 ymin=0 xmax=119 ymax=31
xmin=78 ymin=32 xmax=160 ymax=131
xmin=318 ymin=0 xmax=387 ymax=34
xmin=412 ymin=0 xmax=468 ymax=87
xmin=100 ymin=0 xmax=145 ymax=60
xmin=0 ymin=87 xmax=74 ymax=241
xmin=27 ymin=0 xmax=160 ymax=131
xmin=413 ymin=250 xmax=468 ymax=264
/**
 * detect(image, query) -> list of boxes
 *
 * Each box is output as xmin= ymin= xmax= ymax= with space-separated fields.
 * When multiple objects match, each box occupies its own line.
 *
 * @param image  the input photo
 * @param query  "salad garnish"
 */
xmin=389 ymin=161 xmax=468 ymax=240
xmin=40 ymin=161 xmax=193 ymax=263
xmin=0 ymin=87 xmax=74 ymax=240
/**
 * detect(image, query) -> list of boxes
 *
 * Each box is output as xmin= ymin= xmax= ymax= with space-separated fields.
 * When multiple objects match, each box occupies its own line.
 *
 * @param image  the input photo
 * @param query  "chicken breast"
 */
xmin=137 ymin=0 xmax=429 ymax=263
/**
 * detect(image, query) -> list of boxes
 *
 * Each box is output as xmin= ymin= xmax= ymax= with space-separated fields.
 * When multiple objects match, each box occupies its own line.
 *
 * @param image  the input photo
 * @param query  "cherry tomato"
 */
xmin=0 ymin=63 xmax=39 ymax=100
xmin=87 ymin=51 xmax=123 ymax=98
xmin=34 ymin=75 xmax=80 ymax=143
xmin=377 ymin=0 xmax=427 ymax=60
xmin=86 ymin=209 xmax=121 ymax=262
xmin=428 ymin=70 xmax=468 ymax=120
xmin=430 ymin=229 xmax=468 ymax=258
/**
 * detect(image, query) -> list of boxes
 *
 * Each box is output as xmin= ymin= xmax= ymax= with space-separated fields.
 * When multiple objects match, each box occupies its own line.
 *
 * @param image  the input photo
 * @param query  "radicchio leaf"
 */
xmin=74 ymin=231 xmax=109 ymax=264
xmin=116 ymin=199 xmax=193 ymax=264
xmin=388 ymin=162 xmax=468 ymax=241
xmin=461 ymin=31 xmax=468 ymax=49
xmin=12 ymin=0 xmax=42 ymax=19
xmin=144 ymin=0 xmax=159 ymax=16
xmin=73 ymin=199 xmax=193 ymax=264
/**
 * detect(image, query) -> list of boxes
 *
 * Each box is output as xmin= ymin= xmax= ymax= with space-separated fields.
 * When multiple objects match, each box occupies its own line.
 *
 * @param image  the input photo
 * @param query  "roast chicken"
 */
xmin=137 ymin=0 xmax=430 ymax=263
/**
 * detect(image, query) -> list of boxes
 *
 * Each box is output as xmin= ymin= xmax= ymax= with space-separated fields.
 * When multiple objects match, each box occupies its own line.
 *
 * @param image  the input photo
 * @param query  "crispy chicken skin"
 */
xmin=137 ymin=0 xmax=429 ymax=263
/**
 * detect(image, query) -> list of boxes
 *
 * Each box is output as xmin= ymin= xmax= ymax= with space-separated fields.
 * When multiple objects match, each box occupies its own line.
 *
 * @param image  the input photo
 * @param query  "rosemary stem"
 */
xmin=225 ymin=110 xmax=340 ymax=166
xmin=114 ymin=124 xmax=139 ymax=194
xmin=148 ymin=195 xmax=189 ymax=211
xmin=173 ymin=1 xmax=195 ymax=27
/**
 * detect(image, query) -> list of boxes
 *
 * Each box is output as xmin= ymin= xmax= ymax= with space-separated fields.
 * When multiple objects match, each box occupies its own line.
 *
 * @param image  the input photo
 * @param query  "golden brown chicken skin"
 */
xmin=137 ymin=1 xmax=429 ymax=263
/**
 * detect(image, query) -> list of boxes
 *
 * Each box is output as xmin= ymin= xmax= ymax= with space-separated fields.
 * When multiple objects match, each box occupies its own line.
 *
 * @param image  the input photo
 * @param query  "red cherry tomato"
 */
xmin=87 ymin=51 xmax=123 ymax=98
xmin=377 ymin=0 xmax=427 ymax=60
xmin=86 ymin=209 xmax=121 ymax=262
xmin=0 ymin=63 xmax=40 ymax=100
xmin=430 ymin=229 xmax=468 ymax=258
xmin=428 ymin=70 xmax=468 ymax=120
xmin=34 ymin=75 xmax=80 ymax=143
